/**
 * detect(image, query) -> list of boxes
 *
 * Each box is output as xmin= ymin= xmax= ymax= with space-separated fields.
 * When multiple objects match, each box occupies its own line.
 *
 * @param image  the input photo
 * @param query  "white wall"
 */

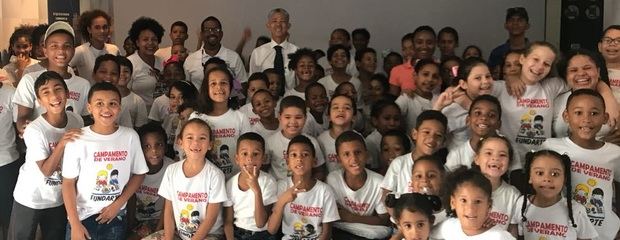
xmin=112 ymin=0 xmax=546 ymax=61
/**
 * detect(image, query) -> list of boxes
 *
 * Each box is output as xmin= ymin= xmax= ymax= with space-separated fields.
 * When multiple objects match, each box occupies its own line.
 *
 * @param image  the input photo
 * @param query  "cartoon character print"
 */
xmin=137 ymin=196 xmax=158 ymax=217
xmin=45 ymin=169 xmax=63 ymax=186
xmin=179 ymin=204 xmax=199 ymax=237
xmin=211 ymin=140 xmax=233 ymax=174
xmin=291 ymin=217 xmax=318 ymax=240
xmin=574 ymin=178 xmax=605 ymax=222
xmin=516 ymin=110 xmax=546 ymax=145
xmin=587 ymin=188 xmax=604 ymax=218
xmin=94 ymin=164 xmax=121 ymax=194
xmin=573 ymin=183 xmax=590 ymax=205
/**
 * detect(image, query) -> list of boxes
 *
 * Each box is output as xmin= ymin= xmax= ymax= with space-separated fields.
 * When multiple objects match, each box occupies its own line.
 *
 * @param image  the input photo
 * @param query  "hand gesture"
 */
xmin=505 ymin=74 xmax=525 ymax=98
xmin=18 ymin=120 xmax=31 ymax=138
xmin=59 ymin=128 xmax=82 ymax=148
xmin=242 ymin=165 xmax=260 ymax=192
xmin=279 ymin=181 xmax=306 ymax=204
xmin=432 ymin=88 xmax=456 ymax=111
xmin=241 ymin=27 xmax=252 ymax=42
xmin=16 ymin=53 xmax=29 ymax=70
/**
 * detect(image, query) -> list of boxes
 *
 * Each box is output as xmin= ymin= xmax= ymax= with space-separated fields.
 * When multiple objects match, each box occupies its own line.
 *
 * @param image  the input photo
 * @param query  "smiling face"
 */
xmin=562 ymin=94 xmax=608 ymax=143
xmin=337 ymin=140 xmax=367 ymax=176
xmin=329 ymin=95 xmax=354 ymax=127
xmin=466 ymin=100 xmax=501 ymax=138
xmin=251 ymin=91 xmax=276 ymax=118
xmin=142 ymin=132 xmax=165 ymax=168
xmin=93 ymin=60 xmax=119 ymax=85
xmin=329 ymin=49 xmax=350 ymax=70
xmin=413 ymin=31 xmax=436 ymax=60
xmin=450 ymin=182 xmax=491 ymax=236
xmin=169 ymin=87 xmax=183 ymax=112
xmin=136 ymin=29 xmax=159 ymax=56
xmin=529 ymin=155 xmax=565 ymax=201
xmin=247 ymin=79 xmax=268 ymax=100
xmin=201 ymin=20 xmax=222 ymax=47
xmin=460 ymin=65 xmax=493 ymax=98
xmin=267 ymin=12 xmax=290 ymax=40
xmin=398 ymin=209 xmax=432 ymax=240
xmin=358 ymin=52 xmax=377 ymax=74
xmin=474 ymin=138 xmax=510 ymax=180
xmin=44 ymin=32 xmax=75 ymax=70
xmin=410 ymin=159 xmax=443 ymax=195
xmin=415 ymin=64 xmax=441 ymax=96
xmin=306 ymin=86 xmax=328 ymax=113
xmin=12 ymin=36 xmax=32 ymax=57
xmin=236 ymin=139 xmax=265 ymax=172
xmin=599 ymin=29 xmax=620 ymax=63
xmin=118 ymin=65 xmax=131 ymax=87
xmin=280 ymin=106 xmax=306 ymax=138
xmin=37 ymin=78 xmax=68 ymax=114
xmin=88 ymin=90 xmax=121 ymax=128
xmin=329 ymin=30 xmax=349 ymax=47
xmin=565 ymin=54 xmax=599 ymax=90
xmin=88 ymin=16 xmax=110 ymax=44
xmin=178 ymin=122 xmax=212 ymax=160
xmin=286 ymin=142 xmax=315 ymax=176
xmin=207 ymin=70 xmax=231 ymax=103
xmin=520 ymin=45 xmax=556 ymax=84
xmin=295 ymin=56 xmax=316 ymax=82
xmin=411 ymin=119 xmax=445 ymax=156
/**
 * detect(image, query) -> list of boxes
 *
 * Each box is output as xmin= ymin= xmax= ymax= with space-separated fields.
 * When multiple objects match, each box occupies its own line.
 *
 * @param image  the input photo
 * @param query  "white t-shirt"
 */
xmin=250 ymin=121 xmax=279 ymax=140
xmin=317 ymin=75 xmax=362 ymax=102
xmin=609 ymin=68 xmax=620 ymax=104
xmin=127 ymin=53 xmax=163 ymax=108
xmin=223 ymin=171 xmax=278 ymax=231
xmin=445 ymin=140 xmax=522 ymax=172
xmin=442 ymin=102 xmax=469 ymax=150
xmin=148 ymin=94 xmax=171 ymax=122
xmin=2 ymin=58 xmax=39 ymax=86
xmin=541 ymin=137 xmax=620 ymax=240
xmin=14 ymin=111 xmax=83 ymax=209
xmin=276 ymin=178 xmax=340 ymax=240
xmin=70 ymin=42 xmax=120 ymax=85
xmin=13 ymin=70 xmax=91 ymax=119
xmin=395 ymin=93 xmax=436 ymax=135
xmin=365 ymin=129 xmax=382 ymax=169
xmin=317 ymin=130 xmax=341 ymax=172
xmin=154 ymin=46 xmax=172 ymax=62
xmin=283 ymin=88 xmax=305 ymax=100
xmin=494 ymin=79 xmax=567 ymax=159
xmin=249 ymin=40 xmax=299 ymax=90
xmin=62 ymin=126 xmax=149 ymax=220
xmin=552 ymin=91 xmax=612 ymax=139
xmin=135 ymin=157 xmax=174 ymax=221
xmin=266 ymin=131 xmax=326 ymax=181
xmin=189 ymin=110 xmax=250 ymax=179
xmin=380 ymin=153 xmax=413 ymax=194
xmin=432 ymin=217 xmax=516 ymax=240
xmin=303 ymin=111 xmax=329 ymax=138
xmin=120 ymin=92 xmax=149 ymax=128
xmin=158 ymin=159 xmax=228 ymax=239
xmin=318 ymin=51 xmax=358 ymax=77
xmin=239 ymin=103 xmax=260 ymax=126
xmin=510 ymin=195 xmax=598 ymax=240
xmin=485 ymin=181 xmax=520 ymax=230
xmin=326 ymin=169 xmax=391 ymax=239
xmin=0 ymin=84 xmax=18 ymax=166
xmin=184 ymin=46 xmax=248 ymax=90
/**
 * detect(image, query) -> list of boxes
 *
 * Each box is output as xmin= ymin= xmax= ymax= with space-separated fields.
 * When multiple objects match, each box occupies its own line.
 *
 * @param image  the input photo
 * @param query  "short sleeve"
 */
xmin=12 ymin=74 xmax=36 ymax=108
xmin=388 ymin=67 xmax=400 ymax=86
xmin=208 ymin=169 xmax=228 ymax=203
xmin=321 ymin=186 xmax=340 ymax=223
xmin=542 ymin=77 xmax=569 ymax=96
xmin=395 ymin=95 xmax=408 ymax=116
xmin=380 ymin=158 xmax=401 ymax=191
xmin=148 ymin=97 xmax=165 ymax=121
xmin=23 ymin=126 xmax=50 ymax=163
xmin=129 ymin=131 xmax=149 ymax=175
xmin=223 ymin=178 xmax=234 ymax=207
xmin=157 ymin=166 xmax=173 ymax=200
xmin=310 ymin=136 xmax=325 ymax=167
xmin=573 ymin=201 xmax=598 ymax=239
xmin=134 ymin=99 xmax=149 ymax=127
xmin=509 ymin=195 xmax=524 ymax=225
xmin=61 ymin=140 xmax=83 ymax=179
xmin=262 ymin=174 xmax=278 ymax=206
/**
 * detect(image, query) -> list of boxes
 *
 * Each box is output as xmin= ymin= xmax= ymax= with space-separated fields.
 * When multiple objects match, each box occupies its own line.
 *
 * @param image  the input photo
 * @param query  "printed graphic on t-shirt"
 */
xmin=212 ymin=128 xmax=236 ymax=174
xmin=46 ymin=141 xmax=62 ymax=186
xmin=516 ymin=109 xmax=546 ymax=145
xmin=92 ymin=163 xmax=122 ymax=201
xmin=610 ymin=77 xmax=619 ymax=88
xmin=572 ymin=161 xmax=610 ymax=227
xmin=343 ymin=196 xmax=370 ymax=214
xmin=249 ymin=116 xmax=260 ymax=126
xmin=178 ymin=203 xmax=201 ymax=238
xmin=290 ymin=203 xmax=322 ymax=240
xmin=136 ymin=185 xmax=160 ymax=219
xmin=484 ymin=211 xmax=509 ymax=228
xmin=525 ymin=220 xmax=569 ymax=238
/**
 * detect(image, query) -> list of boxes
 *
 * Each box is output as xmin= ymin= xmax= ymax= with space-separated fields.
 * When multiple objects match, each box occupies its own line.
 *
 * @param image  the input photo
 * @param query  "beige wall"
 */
xmin=0 ymin=0 xmax=48 ymax=50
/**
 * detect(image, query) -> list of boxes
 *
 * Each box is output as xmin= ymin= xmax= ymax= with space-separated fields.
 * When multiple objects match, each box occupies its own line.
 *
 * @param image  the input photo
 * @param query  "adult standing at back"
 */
xmin=488 ymin=7 xmax=530 ymax=78
xmin=70 ymin=9 xmax=120 ymax=85
xmin=249 ymin=8 xmax=299 ymax=91
xmin=184 ymin=16 xmax=247 ymax=90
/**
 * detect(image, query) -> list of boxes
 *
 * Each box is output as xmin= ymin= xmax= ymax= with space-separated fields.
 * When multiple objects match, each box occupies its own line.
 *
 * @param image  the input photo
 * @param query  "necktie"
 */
xmin=274 ymin=45 xmax=284 ymax=77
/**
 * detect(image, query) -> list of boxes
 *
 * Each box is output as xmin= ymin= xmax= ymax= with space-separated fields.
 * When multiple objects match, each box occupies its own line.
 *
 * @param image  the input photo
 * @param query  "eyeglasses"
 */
xmin=202 ymin=28 xmax=221 ymax=33
xmin=601 ymin=37 xmax=620 ymax=45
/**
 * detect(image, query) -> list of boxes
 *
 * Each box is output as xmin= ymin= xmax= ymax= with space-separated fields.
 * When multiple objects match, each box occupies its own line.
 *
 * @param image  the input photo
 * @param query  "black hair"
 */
xmin=201 ymin=16 xmax=222 ymax=31
xmin=331 ymin=28 xmax=351 ymax=42
xmin=369 ymin=73 xmax=389 ymax=95
xmin=385 ymin=192 xmax=442 ymax=223
xmin=93 ymin=54 xmax=120 ymax=75
xmin=170 ymin=80 xmax=198 ymax=105
xmin=413 ymin=25 xmax=436 ymax=39
xmin=178 ymin=101 xmax=197 ymax=114
xmin=413 ymin=155 xmax=446 ymax=175
xmin=441 ymin=166 xmax=492 ymax=217
xmin=469 ymin=94 xmax=502 ymax=120
xmin=329 ymin=93 xmax=357 ymax=117
xmin=9 ymin=26 xmax=33 ymax=53
xmin=385 ymin=52 xmax=403 ymax=62
xmin=304 ymin=82 xmax=326 ymax=101
xmin=333 ymin=82 xmax=358 ymax=103
xmin=178 ymin=118 xmax=213 ymax=142
xmin=237 ymin=132 xmax=265 ymax=152
xmin=78 ymin=9 xmax=112 ymax=42
xmin=352 ymin=28 xmax=370 ymax=41
xmin=288 ymin=135 xmax=315 ymax=158
xmin=251 ymin=89 xmax=275 ymax=103
xmin=413 ymin=58 xmax=439 ymax=73
xmin=401 ymin=33 xmax=415 ymax=43
xmin=198 ymin=67 xmax=238 ymax=113
xmin=116 ymin=55 xmax=133 ymax=74
xmin=327 ymin=44 xmax=350 ymax=61
xmin=137 ymin=122 xmax=168 ymax=145
xmin=456 ymin=57 xmax=487 ymax=84
xmin=439 ymin=55 xmax=463 ymax=88
xmin=438 ymin=27 xmax=459 ymax=44
xmin=288 ymin=48 xmax=317 ymax=70
xmin=521 ymin=150 xmax=575 ymax=227
xmin=247 ymin=72 xmax=270 ymax=89
xmin=34 ymin=71 xmax=68 ymax=98
xmin=335 ymin=130 xmax=366 ymax=154
xmin=203 ymin=57 xmax=227 ymax=69
xmin=171 ymin=21 xmax=188 ymax=32
xmin=31 ymin=24 xmax=49 ymax=47
xmin=87 ymin=81 xmax=121 ymax=102
xmin=602 ymin=25 xmax=620 ymax=39
xmin=415 ymin=110 xmax=447 ymax=130
xmin=279 ymin=95 xmax=307 ymax=115
xmin=354 ymin=47 xmax=376 ymax=62
xmin=128 ymin=17 xmax=165 ymax=45
xmin=370 ymin=99 xmax=400 ymax=119
xmin=506 ymin=7 xmax=529 ymax=22
xmin=566 ymin=88 xmax=606 ymax=110
xmin=499 ymin=49 xmax=524 ymax=80
xmin=462 ymin=45 xmax=483 ymax=60
xmin=557 ymin=48 xmax=608 ymax=85
xmin=381 ymin=129 xmax=412 ymax=154
xmin=263 ymin=68 xmax=285 ymax=97
xmin=471 ymin=135 xmax=515 ymax=181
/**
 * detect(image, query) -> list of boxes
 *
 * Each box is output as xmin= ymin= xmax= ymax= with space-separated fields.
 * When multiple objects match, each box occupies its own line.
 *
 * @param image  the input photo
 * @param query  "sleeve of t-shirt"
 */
xmin=395 ymin=95 xmax=408 ymax=116
xmin=310 ymin=136 xmax=326 ymax=167
xmin=23 ymin=125 xmax=50 ymax=163
xmin=134 ymin=99 xmax=149 ymax=127
xmin=223 ymin=178 xmax=234 ymax=207
xmin=509 ymin=195 xmax=524 ymax=225
xmin=542 ymin=77 xmax=569 ymax=96
xmin=321 ymin=185 xmax=340 ymax=223
xmin=233 ymin=54 xmax=248 ymax=83
xmin=148 ymin=98 xmax=163 ymax=121
xmin=248 ymin=48 xmax=259 ymax=74
xmin=157 ymin=166 xmax=173 ymax=200
xmin=12 ymin=74 xmax=36 ymax=108
xmin=262 ymin=174 xmax=278 ymax=206
xmin=61 ymin=140 xmax=83 ymax=179
xmin=68 ymin=49 xmax=80 ymax=68
xmin=380 ymin=158 xmax=401 ymax=191
xmin=388 ymin=67 xmax=400 ymax=86
xmin=129 ymin=130 xmax=149 ymax=175
xmin=238 ymin=111 xmax=251 ymax=133
xmin=573 ymin=200 xmax=599 ymax=239
xmin=208 ymin=169 xmax=228 ymax=203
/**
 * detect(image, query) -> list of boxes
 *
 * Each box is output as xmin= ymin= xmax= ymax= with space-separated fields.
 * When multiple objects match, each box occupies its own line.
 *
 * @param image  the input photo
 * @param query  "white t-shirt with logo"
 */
xmin=135 ymin=157 xmax=174 ymax=221
xmin=552 ymin=91 xmax=612 ymax=139
xmin=445 ymin=140 xmax=522 ymax=172
xmin=266 ymin=131 xmax=326 ymax=181
xmin=120 ymin=92 xmax=148 ymax=128
xmin=13 ymin=70 xmax=91 ymax=119
xmin=327 ymin=169 xmax=391 ymax=239
xmin=485 ymin=181 xmax=520 ymax=230
xmin=283 ymin=88 xmax=305 ymax=100
xmin=442 ymin=102 xmax=469 ymax=150
xmin=250 ymin=121 xmax=279 ymax=141
xmin=62 ymin=126 xmax=149 ymax=220
xmin=0 ymin=84 xmax=18 ymax=167
xmin=609 ymin=68 xmax=620 ymax=104
xmin=432 ymin=217 xmax=516 ymax=240
xmin=148 ymin=94 xmax=170 ymax=122
xmin=189 ymin=110 xmax=250 ymax=179
xmin=395 ymin=93 xmax=436 ymax=135
xmin=277 ymin=178 xmax=340 ymax=240
xmin=158 ymin=159 xmax=228 ymax=239
xmin=70 ymin=42 xmax=120 ymax=85
xmin=510 ymin=195 xmax=598 ymax=240
xmin=380 ymin=153 xmax=413 ymax=194
xmin=317 ymin=130 xmax=341 ymax=172
xmin=239 ymin=103 xmax=260 ymax=126
xmin=14 ymin=111 xmax=83 ymax=209
xmin=542 ymin=137 xmax=620 ymax=240
xmin=223 ymin=171 xmax=278 ymax=231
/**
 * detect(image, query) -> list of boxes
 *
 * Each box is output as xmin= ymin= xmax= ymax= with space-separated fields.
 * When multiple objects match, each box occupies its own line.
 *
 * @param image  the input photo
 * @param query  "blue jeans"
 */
xmin=65 ymin=210 xmax=126 ymax=240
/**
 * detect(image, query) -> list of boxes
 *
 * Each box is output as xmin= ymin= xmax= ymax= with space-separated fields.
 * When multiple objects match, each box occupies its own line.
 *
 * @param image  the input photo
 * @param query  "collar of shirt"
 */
xmin=201 ymin=46 xmax=224 ymax=64
xmin=267 ymin=39 xmax=291 ymax=50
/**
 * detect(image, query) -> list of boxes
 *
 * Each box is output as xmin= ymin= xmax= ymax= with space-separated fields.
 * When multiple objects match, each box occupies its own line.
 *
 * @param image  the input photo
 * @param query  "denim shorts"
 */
xmin=65 ymin=210 xmax=127 ymax=240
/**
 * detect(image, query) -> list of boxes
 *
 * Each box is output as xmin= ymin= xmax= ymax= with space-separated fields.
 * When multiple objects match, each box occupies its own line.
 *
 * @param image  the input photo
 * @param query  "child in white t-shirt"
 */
xmin=317 ymin=44 xmax=362 ymax=100
xmin=265 ymin=95 xmax=326 ymax=181
xmin=250 ymin=89 xmax=279 ymax=139
xmin=284 ymin=48 xmax=317 ymax=100
xmin=377 ymin=130 xmax=411 ymax=176
xmin=0 ymin=80 xmax=19 ymax=236
xmin=159 ymin=80 xmax=198 ymax=155
xmin=333 ymin=82 xmax=366 ymax=133
xmin=384 ymin=192 xmax=442 ymax=240
xmin=303 ymin=82 xmax=329 ymax=137
xmin=365 ymin=100 xmax=402 ymax=171
xmin=395 ymin=59 xmax=441 ymax=135
xmin=326 ymin=131 xmax=391 ymax=239
xmin=509 ymin=150 xmax=598 ymax=239
xmin=318 ymin=94 xmax=356 ymax=172
xmin=267 ymin=135 xmax=340 ymax=240
xmin=127 ymin=123 xmax=174 ymax=239
xmin=62 ymin=82 xmax=149 ymax=239
xmin=223 ymin=132 xmax=278 ymax=240
xmin=541 ymin=89 xmax=620 ymax=239
xmin=158 ymin=118 xmax=228 ymax=239
xmin=239 ymin=72 xmax=269 ymax=126
xmin=8 ymin=71 xmax=83 ymax=239
xmin=431 ymin=167 xmax=515 ymax=239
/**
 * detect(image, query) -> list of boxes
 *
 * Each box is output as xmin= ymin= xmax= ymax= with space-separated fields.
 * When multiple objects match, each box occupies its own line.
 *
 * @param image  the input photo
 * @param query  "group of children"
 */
xmin=1 ymin=5 xmax=620 ymax=240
